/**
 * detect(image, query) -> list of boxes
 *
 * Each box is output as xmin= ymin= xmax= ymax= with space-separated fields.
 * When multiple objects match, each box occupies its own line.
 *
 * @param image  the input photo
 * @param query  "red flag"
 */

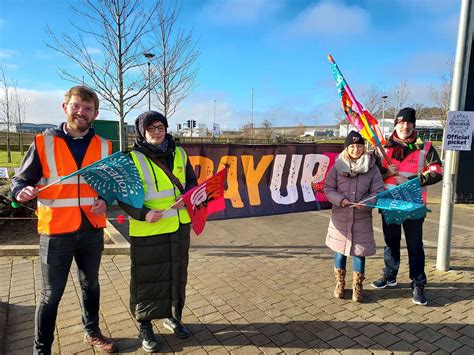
xmin=181 ymin=168 xmax=227 ymax=235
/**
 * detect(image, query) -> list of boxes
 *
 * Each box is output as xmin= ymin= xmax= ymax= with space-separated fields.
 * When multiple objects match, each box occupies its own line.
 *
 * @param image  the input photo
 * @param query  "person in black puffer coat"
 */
xmin=118 ymin=111 xmax=197 ymax=353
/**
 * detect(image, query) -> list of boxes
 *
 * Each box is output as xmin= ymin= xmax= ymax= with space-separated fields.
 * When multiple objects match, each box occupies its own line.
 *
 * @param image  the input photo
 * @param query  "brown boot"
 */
xmin=84 ymin=332 xmax=118 ymax=353
xmin=334 ymin=268 xmax=346 ymax=299
xmin=352 ymin=272 xmax=365 ymax=302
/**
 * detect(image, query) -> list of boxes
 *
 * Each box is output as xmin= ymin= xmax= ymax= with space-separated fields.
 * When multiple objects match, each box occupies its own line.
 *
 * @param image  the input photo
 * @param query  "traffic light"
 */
xmin=177 ymin=123 xmax=182 ymax=129
xmin=186 ymin=119 xmax=191 ymax=128
xmin=191 ymin=120 xmax=197 ymax=128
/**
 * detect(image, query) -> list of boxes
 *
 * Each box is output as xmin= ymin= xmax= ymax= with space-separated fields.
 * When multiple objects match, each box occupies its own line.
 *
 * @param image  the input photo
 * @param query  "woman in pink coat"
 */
xmin=324 ymin=131 xmax=385 ymax=302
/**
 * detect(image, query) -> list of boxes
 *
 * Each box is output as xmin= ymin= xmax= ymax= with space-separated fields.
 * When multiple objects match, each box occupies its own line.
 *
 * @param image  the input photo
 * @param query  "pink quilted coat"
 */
xmin=324 ymin=153 xmax=385 ymax=256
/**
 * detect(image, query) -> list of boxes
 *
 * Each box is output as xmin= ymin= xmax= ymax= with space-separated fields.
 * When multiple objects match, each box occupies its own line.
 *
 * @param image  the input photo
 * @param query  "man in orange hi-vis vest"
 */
xmin=11 ymin=86 xmax=118 ymax=354
xmin=371 ymin=107 xmax=442 ymax=307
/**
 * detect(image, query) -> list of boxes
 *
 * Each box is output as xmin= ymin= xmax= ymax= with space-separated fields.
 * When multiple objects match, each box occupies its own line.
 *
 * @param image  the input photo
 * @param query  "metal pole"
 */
xmin=213 ymin=99 xmax=217 ymax=138
xmin=381 ymin=95 xmax=388 ymax=135
xmin=147 ymin=62 xmax=151 ymax=111
xmin=314 ymin=113 xmax=319 ymax=140
xmin=382 ymin=100 xmax=385 ymax=132
xmin=251 ymin=88 xmax=254 ymax=140
xmin=143 ymin=52 xmax=155 ymax=111
xmin=272 ymin=109 xmax=276 ymax=142
xmin=436 ymin=0 xmax=472 ymax=271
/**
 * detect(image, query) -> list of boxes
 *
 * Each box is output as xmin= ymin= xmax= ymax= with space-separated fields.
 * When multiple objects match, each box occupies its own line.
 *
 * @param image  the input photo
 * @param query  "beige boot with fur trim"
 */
xmin=334 ymin=268 xmax=346 ymax=299
xmin=352 ymin=272 xmax=365 ymax=302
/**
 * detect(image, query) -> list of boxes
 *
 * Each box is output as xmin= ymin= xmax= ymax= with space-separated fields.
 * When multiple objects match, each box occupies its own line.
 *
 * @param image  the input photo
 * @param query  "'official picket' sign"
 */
xmin=443 ymin=111 xmax=473 ymax=151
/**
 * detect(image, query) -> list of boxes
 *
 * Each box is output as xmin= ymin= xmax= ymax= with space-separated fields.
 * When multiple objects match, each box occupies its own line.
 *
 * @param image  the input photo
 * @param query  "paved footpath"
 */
xmin=1 ymin=184 xmax=473 ymax=354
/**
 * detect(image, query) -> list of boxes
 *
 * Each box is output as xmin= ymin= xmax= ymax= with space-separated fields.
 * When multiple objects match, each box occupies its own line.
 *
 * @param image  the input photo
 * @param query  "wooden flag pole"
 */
xmin=162 ymin=198 xmax=184 ymax=212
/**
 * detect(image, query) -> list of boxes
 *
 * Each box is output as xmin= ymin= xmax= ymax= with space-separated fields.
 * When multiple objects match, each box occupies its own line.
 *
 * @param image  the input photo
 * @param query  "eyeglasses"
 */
xmin=68 ymin=103 xmax=96 ymax=115
xmin=146 ymin=125 xmax=166 ymax=132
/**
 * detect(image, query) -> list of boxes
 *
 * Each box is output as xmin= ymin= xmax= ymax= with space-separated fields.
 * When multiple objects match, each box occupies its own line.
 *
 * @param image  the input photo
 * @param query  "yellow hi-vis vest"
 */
xmin=129 ymin=147 xmax=191 ymax=237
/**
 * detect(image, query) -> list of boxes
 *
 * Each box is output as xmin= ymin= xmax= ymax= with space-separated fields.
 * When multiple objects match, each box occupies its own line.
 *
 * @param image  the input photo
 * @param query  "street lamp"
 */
xmin=381 ymin=95 xmax=388 ymax=136
xmin=213 ymin=99 xmax=216 ymax=125
xmin=251 ymin=87 xmax=254 ymax=140
xmin=212 ymin=99 xmax=217 ymax=138
xmin=143 ymin=52 xmax=155 ymax=111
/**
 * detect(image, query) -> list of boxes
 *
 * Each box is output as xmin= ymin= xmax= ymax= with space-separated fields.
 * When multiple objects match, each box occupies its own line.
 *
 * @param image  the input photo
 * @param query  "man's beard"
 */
xmin=68 ymin=114 xmax=92 ymax=132
xmin=398 ymin=129 xmax=413 ymax=139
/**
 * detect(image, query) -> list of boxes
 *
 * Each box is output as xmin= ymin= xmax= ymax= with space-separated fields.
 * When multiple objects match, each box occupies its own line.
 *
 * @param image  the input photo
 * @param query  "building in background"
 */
xmin=212 ymin=123 xmax=221 ymax=137
xmin=254 ymin=125 xmax=338 ymax=137
xmin=339 ymin=120 xmax=443 ymax=141
xmin=414 ymin=120 xmax=444 ymax=141
xmin=0 ymin=122 xmax=56 ymax=133
xmin=176 ymin=120 xmax=207 ymax=137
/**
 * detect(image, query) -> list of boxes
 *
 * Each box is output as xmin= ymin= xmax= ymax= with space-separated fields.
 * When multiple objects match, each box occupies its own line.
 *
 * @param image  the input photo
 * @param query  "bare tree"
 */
xmin=152 ymin=1 xmax=200 ymax=119
xmin=392 ymin=80 xmax=411 ymax=117
xmin=295 ymin=123 xmax=306 ymax=136
xmin=242 ymin=122 xmax=253 ymax=138
xmin=261 ymin=119 xmax=273 ymax=140
xmin=46 ymin=0 xmax=160 ymax=151
xmin=428 ymin=58 xmax=453 ymax=125
xmin=332 ymin=110 xmax=347 ymax=134
xmin=13 ymin=85 xmax=28 ymax=155
xmin=411 ymin=103 xmax=431 ymax=120
xmin=361 ymin=84 xmax=383 ymax=114
xmin=0 ymin=67 xmax=14 ymax=163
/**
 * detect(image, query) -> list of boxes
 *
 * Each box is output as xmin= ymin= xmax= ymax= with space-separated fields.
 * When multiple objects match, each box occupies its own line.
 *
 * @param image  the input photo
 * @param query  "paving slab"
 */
xmin=1 ymin=184 xmax=473 ymax=354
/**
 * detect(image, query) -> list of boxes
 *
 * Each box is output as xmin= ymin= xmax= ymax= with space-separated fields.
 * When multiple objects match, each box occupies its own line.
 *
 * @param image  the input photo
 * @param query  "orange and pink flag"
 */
xmin=328 ymin=54 xmax=386 ymax=147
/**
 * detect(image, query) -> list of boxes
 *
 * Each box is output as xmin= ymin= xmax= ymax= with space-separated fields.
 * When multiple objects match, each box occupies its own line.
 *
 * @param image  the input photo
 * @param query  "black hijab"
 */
xmin=133 ymin=111 xmax=175 ymax=160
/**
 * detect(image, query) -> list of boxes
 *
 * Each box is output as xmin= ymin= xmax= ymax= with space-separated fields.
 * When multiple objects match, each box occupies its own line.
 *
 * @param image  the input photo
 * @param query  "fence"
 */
xmin=0 ymin=132 xmax=36 ymax=150
xmin=0 ymin=130 xmax=442 ymax=151
xmin=0 ymin=131 xmax=339 ymax=150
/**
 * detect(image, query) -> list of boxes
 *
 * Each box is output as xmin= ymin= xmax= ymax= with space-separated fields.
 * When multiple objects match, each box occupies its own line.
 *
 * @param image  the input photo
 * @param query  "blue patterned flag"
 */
xmin=80 ymin=152 xmax=144 ymax=208
xmin=370 ymin=178 xmax=430 ymax=225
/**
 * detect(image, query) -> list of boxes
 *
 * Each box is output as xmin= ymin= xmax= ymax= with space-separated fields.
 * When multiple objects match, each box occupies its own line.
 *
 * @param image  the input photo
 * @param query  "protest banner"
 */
xmin=182 ymin=143 xmax=341 ymax=220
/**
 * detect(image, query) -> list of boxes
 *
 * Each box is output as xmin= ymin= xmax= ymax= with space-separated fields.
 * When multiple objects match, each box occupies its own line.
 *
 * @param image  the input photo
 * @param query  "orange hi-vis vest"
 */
xmin=35 ymin=133 xmax=111 ymax=235
xmin=382 ymin=142 xmax=432 ymax=204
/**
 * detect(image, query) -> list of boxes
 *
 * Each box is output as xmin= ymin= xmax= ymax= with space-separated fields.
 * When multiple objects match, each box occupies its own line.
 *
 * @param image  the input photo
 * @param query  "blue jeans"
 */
xmin=334 ymin=252 xmax=365 ymax=273
xmin=34 ymin=228 xmax=104 ymax=355
xmin=382 ymin=216 xmax=426 ymax=287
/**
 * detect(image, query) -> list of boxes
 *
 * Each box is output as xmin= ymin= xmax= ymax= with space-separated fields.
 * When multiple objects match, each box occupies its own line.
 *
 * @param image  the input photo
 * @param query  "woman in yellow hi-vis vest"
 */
xmin=118 ymin=111 xmax=197 ymax=353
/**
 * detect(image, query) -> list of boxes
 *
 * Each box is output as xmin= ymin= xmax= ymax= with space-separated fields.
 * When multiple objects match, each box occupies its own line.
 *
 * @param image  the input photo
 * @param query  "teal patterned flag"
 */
xmin=370 ymin=178 xmax=430 ymax=225
xmin=80 ymin=152 xmax=144 ymax=208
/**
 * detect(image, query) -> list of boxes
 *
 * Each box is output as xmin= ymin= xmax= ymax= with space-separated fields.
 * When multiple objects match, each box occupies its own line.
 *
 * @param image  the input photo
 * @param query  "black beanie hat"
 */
xmin=344 ymin=130 xmax=365 ymax=148
xmin=135 ymin=111 xmax=168 ymax=137
xmin=394 ymin=107 xmax=416 ymax=127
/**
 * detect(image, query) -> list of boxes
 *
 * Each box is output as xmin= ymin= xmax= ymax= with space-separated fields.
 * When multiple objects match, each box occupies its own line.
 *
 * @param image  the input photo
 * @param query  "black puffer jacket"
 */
xmin=129 ymin=223 xmax=191 ymax=321
xmin=121 ymin=129 xmax=197 ymax=321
